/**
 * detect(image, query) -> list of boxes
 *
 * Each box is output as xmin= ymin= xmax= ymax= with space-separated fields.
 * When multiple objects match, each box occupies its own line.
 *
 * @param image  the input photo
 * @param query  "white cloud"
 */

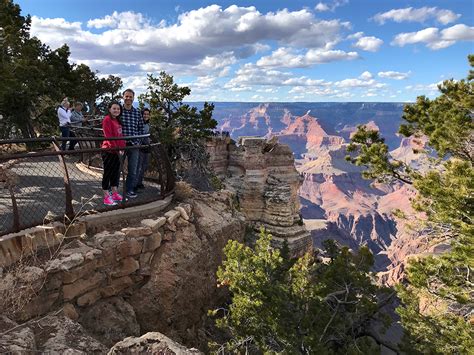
xmin=442 ymin=24 xmax=474 ymax=41
xmin=256 ymin=47 xmax=358 ymax=68
xmin=31 ymin=5 xmax=351 ymax=66
xmin=359 ymin=71 xmax=373 ymax=80
xmin=78 ymin=51 xmax=237 ymax=79
xmin=392 ymin=27 xmax=439 ymax=46
xmin=305 ymin=48 xmax=359 ymax=63
xmin=315 ymin=0 xmax=349 ymax=12
xmin=283 ymin=77 xmax=330 ymax=86
xmin=392 ymin=24 xmax=474 ymax=49
xmin=257 ymin=88 xmax=279 ymax=93
xmin=256 ymin=48 xmax=306 ymax=68
xmin=32 ymin=17 xmax=82 ymax=31
xmin=315 ymin=3 xmax=330 ymax=12
xmin=378 ymin=71 xmax=410 ymax=80
xmin=373 ymin=7 xmax=460 ymax=25
xmin=225 ymin=64 xmax=292 ymax=88
xmin=352 ymin=36 xmax=383 ymax=52
xmin=87 ymin=11 xmax=152 ymax=30
xmin=405 ymin=81 xmax=442 ymax=92
xmin=225 ymin=66 xmax=385 ymax=99
xmin=225 ymin=64 xmax=334 ymax=92
xmin=335 ymin=72 xmax=386 ymax=88
xmin=347 ymin=31 xmax=364 ymax=40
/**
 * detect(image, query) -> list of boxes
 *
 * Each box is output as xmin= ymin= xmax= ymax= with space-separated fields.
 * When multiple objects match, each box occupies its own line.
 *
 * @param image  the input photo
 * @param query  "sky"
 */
xmin=15 ymin=0 xmax=474 ymax=102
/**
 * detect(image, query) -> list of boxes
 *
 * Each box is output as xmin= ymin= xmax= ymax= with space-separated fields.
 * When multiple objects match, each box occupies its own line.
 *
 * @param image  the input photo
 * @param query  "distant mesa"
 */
xmin=338 ymin=120 xmax=380 ymax=139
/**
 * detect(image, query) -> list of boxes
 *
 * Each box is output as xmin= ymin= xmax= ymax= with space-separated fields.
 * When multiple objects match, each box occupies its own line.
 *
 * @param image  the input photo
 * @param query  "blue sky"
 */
xmin=16 ymin=0 xmax=474 ymax=102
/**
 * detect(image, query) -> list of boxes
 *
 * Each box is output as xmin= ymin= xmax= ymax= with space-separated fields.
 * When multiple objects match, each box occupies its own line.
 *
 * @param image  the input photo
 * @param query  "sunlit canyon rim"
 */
xmin=209 ymin=102 xmax=427 ymax=283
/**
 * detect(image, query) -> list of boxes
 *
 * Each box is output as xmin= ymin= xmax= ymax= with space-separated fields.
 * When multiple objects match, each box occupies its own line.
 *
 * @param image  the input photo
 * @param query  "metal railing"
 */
xmin=0 ymin=134 xmax=175 ymax=236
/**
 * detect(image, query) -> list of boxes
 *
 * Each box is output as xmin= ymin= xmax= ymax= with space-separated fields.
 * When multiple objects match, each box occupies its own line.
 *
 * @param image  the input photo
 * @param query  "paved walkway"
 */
xmin=0 ymin=155 xmax=161 ymax=235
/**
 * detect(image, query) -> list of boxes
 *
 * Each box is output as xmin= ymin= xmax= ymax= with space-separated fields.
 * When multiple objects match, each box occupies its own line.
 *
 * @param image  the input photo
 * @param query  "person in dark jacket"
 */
xmin=135 ymin=108 xmax=151 ymax=190
xmin=69 ymin=102 xmax=86 ymax=150
xmin=121 ymin=89 xmax=143 ymax=199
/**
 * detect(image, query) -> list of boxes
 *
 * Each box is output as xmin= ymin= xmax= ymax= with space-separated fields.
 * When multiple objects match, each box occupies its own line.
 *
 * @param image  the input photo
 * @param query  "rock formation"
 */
xmin=0 ymin=189 xmax=246 ymax=352
xmin=207 ymin=136 xmax=313 ymax=256
xmin=128 ymin=190 xmax=245 ymax=348
xmin=109 ymin=332 xmax=202 ymax=354
xmin=298 ymin=131 xmax=418 ymax=272
xmin=0 ymin=314 xmax=201 ymax=354
xmin=0 ymin=314 xmax=108 ymax=353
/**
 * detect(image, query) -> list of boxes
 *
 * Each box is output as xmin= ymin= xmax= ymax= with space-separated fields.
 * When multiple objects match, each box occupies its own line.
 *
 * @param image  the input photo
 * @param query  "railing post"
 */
xmin=157 ymin=144 xmax=175 ymax=197
xmin=52 ymin=139 xmax=75 ymax=220
xmin=8 ymin=183 xmax=20 ymax=233
xmin=120 ymin=152 xmax=127 ymax=208
xmin=164 ymin=145 xmax=175 ymax=195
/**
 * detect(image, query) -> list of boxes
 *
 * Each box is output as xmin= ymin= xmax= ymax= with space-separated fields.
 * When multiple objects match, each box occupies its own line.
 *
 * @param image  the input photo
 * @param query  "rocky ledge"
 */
xmin=0 ymin=187 xmax=246 ymax=352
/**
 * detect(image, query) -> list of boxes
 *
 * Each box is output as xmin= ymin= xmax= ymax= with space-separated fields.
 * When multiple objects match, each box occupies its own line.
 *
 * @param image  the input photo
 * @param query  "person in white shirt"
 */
xmin=57 ymin=98 xmax=72 ymax=151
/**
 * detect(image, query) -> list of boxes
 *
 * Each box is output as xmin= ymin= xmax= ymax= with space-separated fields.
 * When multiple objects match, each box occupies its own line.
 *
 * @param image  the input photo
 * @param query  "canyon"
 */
xmin=212 ymin=102 xmax=428 ymax=282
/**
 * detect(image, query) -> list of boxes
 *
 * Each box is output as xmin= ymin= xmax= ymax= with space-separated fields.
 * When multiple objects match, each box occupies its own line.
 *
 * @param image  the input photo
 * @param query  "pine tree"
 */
xmin=138 ymin=71 xmax=217 ymax=179
xmin=347 ymin=55 xmax=474 ymax=354
xmin=212 ymin=229 xmax=392 ymax=354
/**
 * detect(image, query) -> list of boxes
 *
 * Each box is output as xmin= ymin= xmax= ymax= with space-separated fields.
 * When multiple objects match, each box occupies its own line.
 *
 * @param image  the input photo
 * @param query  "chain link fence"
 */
xmin=0 ymin=135 xmax=175 ymax=236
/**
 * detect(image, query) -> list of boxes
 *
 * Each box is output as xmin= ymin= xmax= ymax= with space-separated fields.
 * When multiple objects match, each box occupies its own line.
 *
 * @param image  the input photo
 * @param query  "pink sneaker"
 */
xmin=103 ymin=195 xmax=117 ymax=206
xmin=112 ymin=192 xmax=123 ymax=202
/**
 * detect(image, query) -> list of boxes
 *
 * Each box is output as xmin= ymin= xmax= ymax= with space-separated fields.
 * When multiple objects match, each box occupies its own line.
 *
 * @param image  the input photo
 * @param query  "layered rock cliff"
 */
xmin=207 ymin=136 xmax=313 ymax=256
xmin=297 ymin=127 xmax=419 ymax=273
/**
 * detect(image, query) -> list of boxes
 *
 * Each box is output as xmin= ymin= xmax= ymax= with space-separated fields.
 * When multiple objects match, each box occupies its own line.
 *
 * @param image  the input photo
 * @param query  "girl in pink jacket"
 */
xmin=101 ymin=102 xmax=126 ymax=206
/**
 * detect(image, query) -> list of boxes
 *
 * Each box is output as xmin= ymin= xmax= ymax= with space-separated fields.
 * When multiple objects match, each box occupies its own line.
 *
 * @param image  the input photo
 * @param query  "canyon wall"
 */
xmin=207 ymin=136 xmax=313 ymax=256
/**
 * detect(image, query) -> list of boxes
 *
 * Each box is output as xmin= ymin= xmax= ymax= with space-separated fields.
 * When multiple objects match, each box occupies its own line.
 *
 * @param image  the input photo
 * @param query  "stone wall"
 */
xmin=1 ymin=204 xmax=190 ymax=322
xmin=207 ymin=136 xmax=312 ymax=256
xmin=0 ymin=198 xmax=172 ymax=268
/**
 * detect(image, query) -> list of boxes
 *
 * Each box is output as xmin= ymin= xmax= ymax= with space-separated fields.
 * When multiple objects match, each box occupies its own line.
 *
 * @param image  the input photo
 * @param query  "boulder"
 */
xmin=108 ymin=332 xmax=202 ymax=354
xmin=140 ymin=218 xmax=166 ymax=232
xmin=0 ymin=316 xmax=36 ymax=353
xmin=34 ymin=315 xmax=107 ymax=354
xmin=164 ymin=210 xmax=181 ymax=225
xmin=79 ymin=297 xmax=140 ymax=347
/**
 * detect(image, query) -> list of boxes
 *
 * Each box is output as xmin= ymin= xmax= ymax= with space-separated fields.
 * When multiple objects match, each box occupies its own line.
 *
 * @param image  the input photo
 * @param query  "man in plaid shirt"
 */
xmin=121 ymin=88 xmax=144 ymax=198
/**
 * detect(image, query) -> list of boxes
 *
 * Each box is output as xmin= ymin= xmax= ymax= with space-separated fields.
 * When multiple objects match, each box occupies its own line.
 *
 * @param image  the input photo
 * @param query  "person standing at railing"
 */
xmin=69 ymin=102 xmax=87 ymax=150
xmin=121 ymin=89 xmax=144 ymax=199
xmin=101 ymin=101 xmax=126 ymax=206
xmin=135 ymin=108 xmax=151 ymax=190
xmin=57 ymin=98 xmax=72 ymax=151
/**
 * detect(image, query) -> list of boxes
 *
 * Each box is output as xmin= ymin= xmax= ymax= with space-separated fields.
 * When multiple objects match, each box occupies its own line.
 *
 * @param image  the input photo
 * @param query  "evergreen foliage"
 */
xmin=347 ymin=56 xmax=474 ymax=354
xmin=212 ymin=229 xmax=392 ymax=354
xmin=138 ymin=71 xmax=218 ymax=178
xmin=0 ymin=0 xmax=122 ymax=138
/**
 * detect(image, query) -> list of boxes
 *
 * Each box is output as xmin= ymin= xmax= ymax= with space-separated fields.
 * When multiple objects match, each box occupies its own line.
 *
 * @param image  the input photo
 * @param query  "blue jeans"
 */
xmin=60 ymin=126 xmax=70 ymax=151
xmin=125 ymin=147 xmax=139 ymax=193
xmin=136 ymin=150 xmax=150 ymax=187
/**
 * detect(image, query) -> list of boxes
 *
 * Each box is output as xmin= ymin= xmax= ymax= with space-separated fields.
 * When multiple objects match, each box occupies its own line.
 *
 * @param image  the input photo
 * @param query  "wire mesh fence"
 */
xmin=0 ymin=136 xmax=175 ymax=236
